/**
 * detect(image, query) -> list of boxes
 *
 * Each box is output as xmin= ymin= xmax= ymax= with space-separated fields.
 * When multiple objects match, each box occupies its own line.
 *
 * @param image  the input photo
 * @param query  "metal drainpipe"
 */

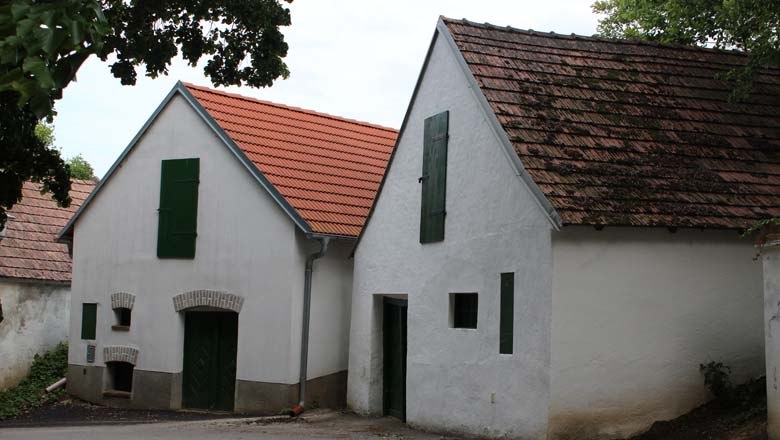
xmin=290 ymin=236 xmax=330 ymax=416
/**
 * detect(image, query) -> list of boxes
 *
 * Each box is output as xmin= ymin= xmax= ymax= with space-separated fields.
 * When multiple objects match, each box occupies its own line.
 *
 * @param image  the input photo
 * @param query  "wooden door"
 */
xmin=182 ymin=312 xmax=238 ymax=411
xmin=383 ymin=298 xmax=408 ymax=420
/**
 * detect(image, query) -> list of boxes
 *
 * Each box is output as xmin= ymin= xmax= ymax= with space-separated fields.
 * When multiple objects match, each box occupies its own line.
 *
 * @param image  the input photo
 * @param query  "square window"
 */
xmin=114 ymin=308 xmax=131 ymax=327
xmin=450 ymin=293 xmax=478 ymax=329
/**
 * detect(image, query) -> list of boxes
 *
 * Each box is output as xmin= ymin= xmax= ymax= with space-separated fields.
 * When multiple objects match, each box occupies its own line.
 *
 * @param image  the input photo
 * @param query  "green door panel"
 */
xmin=383 ymin=298 xmax=407 ymax=421
xmin=183 ymin=312 xmax=238 ymax=411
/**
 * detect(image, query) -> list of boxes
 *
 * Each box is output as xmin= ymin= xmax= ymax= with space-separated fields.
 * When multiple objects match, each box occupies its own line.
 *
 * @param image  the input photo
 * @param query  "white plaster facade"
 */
xmin=349 ymin=22 xmax=766 ymax=440
xmin=67 ymin=93 xmax=352 ymax=403
xmin=550 ymin=227 xmax=764 ymax=439
xmin=349 ymin=31 xmax=554 ymax=439
xmin=0 ymin=279 xmax=69 ymax=390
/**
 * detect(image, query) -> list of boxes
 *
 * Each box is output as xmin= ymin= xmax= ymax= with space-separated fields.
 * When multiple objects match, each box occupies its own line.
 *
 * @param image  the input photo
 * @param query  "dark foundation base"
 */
xmin=67 ymin=364 xmax=182 ymax=410
xmin=67 ymin=364 xmax=347 ymax=414
xmin=234 ymin=370 xmax=348 ymax=414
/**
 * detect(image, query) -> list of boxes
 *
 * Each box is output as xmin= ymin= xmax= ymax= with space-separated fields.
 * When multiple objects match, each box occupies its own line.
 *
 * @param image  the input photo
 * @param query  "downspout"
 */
xmin=290 ymin=236 xmax=330 ymax=416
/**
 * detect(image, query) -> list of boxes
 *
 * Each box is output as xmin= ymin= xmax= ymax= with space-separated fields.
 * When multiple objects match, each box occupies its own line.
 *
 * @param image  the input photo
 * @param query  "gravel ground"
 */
xmin=0 ymin=397 xmax=247 ymax=428
xmin=0 ymin=409 xmax=462 ymax=440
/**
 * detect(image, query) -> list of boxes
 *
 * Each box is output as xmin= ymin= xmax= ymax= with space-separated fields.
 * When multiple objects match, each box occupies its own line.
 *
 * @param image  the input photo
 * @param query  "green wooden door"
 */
xmin=383 ymin=298 xmax=407 ymax=421
xmin=183 ymin=312 xmax=238 ymax=411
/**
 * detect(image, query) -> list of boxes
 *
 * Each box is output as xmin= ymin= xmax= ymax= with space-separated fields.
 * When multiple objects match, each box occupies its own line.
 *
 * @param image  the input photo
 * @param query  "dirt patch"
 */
xmin=627 ymin=378 xmax=767 ymax=440
xmin=0 ymin=395 xmax=251 ymax=428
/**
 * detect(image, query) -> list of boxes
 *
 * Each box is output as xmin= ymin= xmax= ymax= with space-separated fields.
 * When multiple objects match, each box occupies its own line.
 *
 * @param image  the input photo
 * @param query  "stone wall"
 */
xmin=0 ymin=279 xmax=70 ymax=390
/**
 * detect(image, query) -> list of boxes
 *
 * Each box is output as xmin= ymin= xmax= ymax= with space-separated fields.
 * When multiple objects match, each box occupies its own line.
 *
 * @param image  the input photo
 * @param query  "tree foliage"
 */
xmin=0 ymin=0 xmax=292 ymax=228
xmin=592 ymin=0 xmax=780 ymax=99
xmin=0 ymin=91 xmax=71 ymax=228
xmin=66 ymin=153 xmax=95 ymax=180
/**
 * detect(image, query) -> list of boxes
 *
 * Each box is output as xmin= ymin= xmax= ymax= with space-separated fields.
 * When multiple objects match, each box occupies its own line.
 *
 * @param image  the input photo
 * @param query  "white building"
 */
xmin=348 ymin=17 xmax=779 ymax=440
xmin=0 ymin=180 xmax=93 ymax=390
xmin=58 ymin=83 xmax=396 ymax=413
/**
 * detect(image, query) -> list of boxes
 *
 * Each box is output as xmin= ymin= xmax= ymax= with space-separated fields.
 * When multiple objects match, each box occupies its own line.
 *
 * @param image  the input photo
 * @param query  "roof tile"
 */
xmin=185 ymin=84 xmax=397 ymax=237
xmin=1 ymin=180 xmax=95 ymax=282
xmin=443 ymin=18 xmax=780 ymax=229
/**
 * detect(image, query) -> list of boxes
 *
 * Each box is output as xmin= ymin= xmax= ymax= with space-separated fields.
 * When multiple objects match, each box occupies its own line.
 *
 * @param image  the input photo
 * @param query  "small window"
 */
xmin=106 ymin=361 xmax=133 ymax=393
xmin=450 ymin=293 xmax=478 ymax=329
xmin=499 ymin=273 xmax=514 ymax=354
xmin=113 ymin=308 xmax=131 ymax=328
xmin=81 ymin=303 xmax=97 ymax=340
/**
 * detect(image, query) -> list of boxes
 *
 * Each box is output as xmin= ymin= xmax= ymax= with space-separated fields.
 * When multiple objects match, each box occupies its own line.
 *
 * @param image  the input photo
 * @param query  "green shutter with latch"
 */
xmin=81 ymin=303 xmax=97 ymax=340
xmin=157 ymin=158 xmax=200 ymax=258
xmin=499 ymin=272 xmax=514 ymax=354
xmin=420 ymin=111 xmax=449 ymax=243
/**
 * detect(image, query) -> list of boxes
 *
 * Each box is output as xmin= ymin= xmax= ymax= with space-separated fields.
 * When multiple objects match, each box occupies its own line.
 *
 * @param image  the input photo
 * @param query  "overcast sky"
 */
xmin=53 ymin=1 xmax=601 ymax=177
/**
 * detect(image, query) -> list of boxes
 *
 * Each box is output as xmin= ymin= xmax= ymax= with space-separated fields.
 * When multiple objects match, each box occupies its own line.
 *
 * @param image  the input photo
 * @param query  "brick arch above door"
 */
xmin=172 ymin=290 xmax=244 ymax=313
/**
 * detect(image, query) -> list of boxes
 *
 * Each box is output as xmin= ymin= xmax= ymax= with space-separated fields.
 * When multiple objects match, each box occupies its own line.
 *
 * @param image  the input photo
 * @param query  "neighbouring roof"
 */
xmin=185 ymin=84 xmax=398 ymax=237
xmin=1 ymin=181 xmax=94 ymax=283
xmin=442 ymin=18 xmax=780 ymax=229
xmin=58 ymin=83 xmax=397 ymax=241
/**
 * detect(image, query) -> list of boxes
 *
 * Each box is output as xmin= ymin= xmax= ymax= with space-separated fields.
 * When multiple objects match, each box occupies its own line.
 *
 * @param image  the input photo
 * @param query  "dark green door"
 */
xmin=183 ymin=312 xmax=238 ymax=411
xmin=383 ymin=298 xmax=407 ymax=421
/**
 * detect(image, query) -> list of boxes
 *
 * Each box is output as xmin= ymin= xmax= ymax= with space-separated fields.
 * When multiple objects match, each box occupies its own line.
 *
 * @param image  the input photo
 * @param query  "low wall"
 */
xmin=0 ymin=279 xmax=70 ymax=390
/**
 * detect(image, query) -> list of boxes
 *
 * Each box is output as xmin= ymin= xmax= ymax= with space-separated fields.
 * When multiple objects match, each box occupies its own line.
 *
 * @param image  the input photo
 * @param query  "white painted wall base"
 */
xmin=763 ymin=243 xmax=780 ymax=439
xmin=0 ymin=279 xmax=69 ymax=390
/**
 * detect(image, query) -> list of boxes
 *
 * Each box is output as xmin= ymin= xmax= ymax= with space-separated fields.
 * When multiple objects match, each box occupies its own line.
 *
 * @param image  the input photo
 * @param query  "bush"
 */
xmin=0 ymin=342 xmax=68 ymax=418
xmin=700 ymin=361 xmax=734 ymax=401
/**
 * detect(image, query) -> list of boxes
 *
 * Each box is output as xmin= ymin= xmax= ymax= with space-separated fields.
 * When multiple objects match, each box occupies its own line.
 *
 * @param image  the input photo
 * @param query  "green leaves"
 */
xmin=99 ymin=0 xmax=292 ymax=88
xmin=0 ymin=0 xmax=109 ymax=118
xmin=66 ymin=154 xmax=96 ymax=181
xmin=592 ymin=0 xmax=780 ymax=100
xmin=0 ymin=342 xmax=68 ymax=419
xmin=0 ymin=0 xmax=292 ymax=230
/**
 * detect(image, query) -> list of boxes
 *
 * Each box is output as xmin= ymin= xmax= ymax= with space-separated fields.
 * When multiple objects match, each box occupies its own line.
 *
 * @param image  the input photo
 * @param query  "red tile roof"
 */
xmin=0 ymin=181 xmax=95 ymax=282
xmin=443 ymin=18 xmax=780 ymax=229
xmin=185 ymin=84 xmax=398 ymax=237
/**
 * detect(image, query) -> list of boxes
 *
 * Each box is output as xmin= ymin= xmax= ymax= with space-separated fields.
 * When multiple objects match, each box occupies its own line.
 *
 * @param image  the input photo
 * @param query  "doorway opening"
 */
xmin=383 ymin=297 xmax=407 ymax=421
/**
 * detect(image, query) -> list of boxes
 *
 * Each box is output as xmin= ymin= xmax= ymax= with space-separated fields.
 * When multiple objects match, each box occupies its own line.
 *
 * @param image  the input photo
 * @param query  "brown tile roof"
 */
xmin=442 ymin=18 xmax=780 ymax=229
xmin=1 ymin=181 xmax=94 ymax=282
xmin=185 ymin=84 xmax=398 ymax=237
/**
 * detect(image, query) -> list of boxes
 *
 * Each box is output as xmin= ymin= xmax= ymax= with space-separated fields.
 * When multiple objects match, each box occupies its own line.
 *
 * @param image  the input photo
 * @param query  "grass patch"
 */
xmin=0 ymin=342 xmax=68 ymax=418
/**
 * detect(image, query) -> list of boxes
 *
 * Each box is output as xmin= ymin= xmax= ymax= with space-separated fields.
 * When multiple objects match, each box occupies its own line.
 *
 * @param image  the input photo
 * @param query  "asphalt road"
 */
xmin=0 ymin=410 xmax=460 ymax=440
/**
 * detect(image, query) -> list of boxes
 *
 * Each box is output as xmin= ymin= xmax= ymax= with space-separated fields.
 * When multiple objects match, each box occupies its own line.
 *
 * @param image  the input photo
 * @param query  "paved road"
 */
xmin=0 ymin=410 xmax=461 ymax=440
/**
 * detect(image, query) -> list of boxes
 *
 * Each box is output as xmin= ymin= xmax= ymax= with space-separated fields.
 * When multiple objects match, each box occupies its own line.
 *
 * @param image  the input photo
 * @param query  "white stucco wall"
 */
xmin=291 ymin=237 xmax=353 ymax=380
xmin=550 ymin=227 xmax=765 ymax=439
xmin=0 ymin=279 xmax=69 ymax=390
xmin=69 ymin=93 xmax=352 ymax=385
xmin=349 ymin=31 xmax=554 ymax=439
xmin=762 ymin=243 xmax=780 ymax=439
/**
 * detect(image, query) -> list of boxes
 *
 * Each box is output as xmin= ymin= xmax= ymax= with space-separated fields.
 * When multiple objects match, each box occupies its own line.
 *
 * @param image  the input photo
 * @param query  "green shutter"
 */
xmin=157 ymin=158 xmax=200 ymax=258
xmin=81 ymin=303 xmax=97 ymax=340
xmin=420 ymin=111 xmax=449 ymax=243
xmin=499 ymin=273 xmax=514 ymax=354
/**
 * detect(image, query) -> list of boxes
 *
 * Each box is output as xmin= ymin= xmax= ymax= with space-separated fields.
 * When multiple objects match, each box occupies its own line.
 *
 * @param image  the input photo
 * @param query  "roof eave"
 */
xmin=351 ymin=23 xmax=442 ymax=255
xmin=178 ymin=83 xmax=313 ymax=234
xmin=437 ymin=18 xmax=562 ymax=230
